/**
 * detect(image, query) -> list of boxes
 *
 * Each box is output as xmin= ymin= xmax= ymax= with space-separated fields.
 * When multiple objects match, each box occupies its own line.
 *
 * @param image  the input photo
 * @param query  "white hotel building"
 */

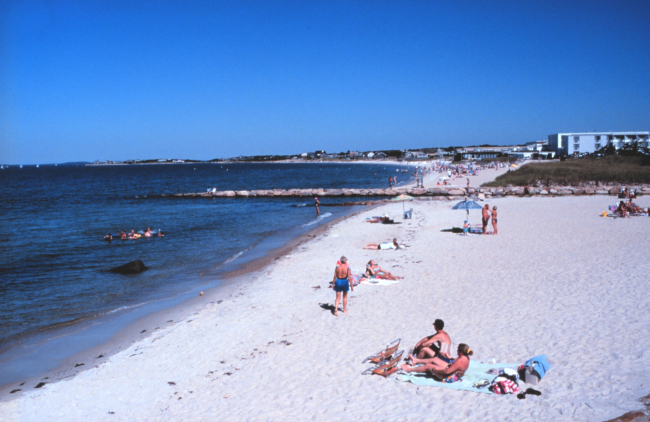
xmin=548 ymin=132 xmax=650 ymax=155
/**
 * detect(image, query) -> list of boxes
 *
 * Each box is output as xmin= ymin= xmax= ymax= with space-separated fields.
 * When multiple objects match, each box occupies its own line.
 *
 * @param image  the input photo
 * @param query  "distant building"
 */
xmin=548 ymin=132 xmax=650 ymax=155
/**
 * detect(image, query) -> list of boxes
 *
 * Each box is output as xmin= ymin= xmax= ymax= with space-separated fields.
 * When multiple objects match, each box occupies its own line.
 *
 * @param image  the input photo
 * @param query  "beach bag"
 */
xmin=521 ymin=355 xmax=550 ymax=384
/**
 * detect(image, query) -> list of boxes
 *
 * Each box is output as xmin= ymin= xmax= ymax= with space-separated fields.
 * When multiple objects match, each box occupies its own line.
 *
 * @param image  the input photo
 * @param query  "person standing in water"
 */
xmin=332 ymin=256 xmax=352 ymax=316
xmin=314 ymin=197 xmax=320 ymax=216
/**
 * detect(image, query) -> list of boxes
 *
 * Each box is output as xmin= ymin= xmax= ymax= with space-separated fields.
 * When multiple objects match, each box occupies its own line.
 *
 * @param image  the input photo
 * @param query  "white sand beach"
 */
xmin=2 ymin=174 xmax=650 ymax=421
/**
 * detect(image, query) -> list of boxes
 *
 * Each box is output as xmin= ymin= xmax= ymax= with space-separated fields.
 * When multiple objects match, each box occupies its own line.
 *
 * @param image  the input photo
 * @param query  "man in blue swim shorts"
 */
xmin=331 ymin=256 xmax=353 ymax=316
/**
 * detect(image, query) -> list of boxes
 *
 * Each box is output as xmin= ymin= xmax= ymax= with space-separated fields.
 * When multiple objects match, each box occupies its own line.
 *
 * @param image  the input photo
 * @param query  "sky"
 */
xmin=1 ymin=0 xmax=649 ymax=164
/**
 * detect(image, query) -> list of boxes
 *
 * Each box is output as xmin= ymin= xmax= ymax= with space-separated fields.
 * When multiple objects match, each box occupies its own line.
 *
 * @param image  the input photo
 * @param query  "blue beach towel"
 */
xmin=524 ymin=355 xmax=550 ymax=379
xmin=395 ymin=361 xmax=518 ymax=394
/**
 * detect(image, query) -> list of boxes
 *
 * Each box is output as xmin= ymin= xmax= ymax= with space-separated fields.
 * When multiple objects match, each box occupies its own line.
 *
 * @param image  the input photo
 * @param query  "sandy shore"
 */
xmin=3 ymin=170 xmax=649 ymax=421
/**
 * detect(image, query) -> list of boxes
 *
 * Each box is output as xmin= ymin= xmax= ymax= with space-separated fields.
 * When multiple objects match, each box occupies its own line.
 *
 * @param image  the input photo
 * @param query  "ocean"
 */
xmin=0 ymin=162 xmax=413 ymax=386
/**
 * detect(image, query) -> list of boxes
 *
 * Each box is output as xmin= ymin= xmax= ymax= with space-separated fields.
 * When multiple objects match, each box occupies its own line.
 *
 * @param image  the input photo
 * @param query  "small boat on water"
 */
xmin=20 ymin=165 xmax=23 ymax=169
xmin=36 ymin=164 xmax=39 ymax=168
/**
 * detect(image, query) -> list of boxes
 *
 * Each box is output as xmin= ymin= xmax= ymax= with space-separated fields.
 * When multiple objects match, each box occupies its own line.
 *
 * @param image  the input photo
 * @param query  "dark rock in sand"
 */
xmin=10 ymin=389 xmax=21 ymax=394
xmin=35 ymin=382 xmax=46 ymax=389
xmin=109 ymin=260 xmax=148 ymax=274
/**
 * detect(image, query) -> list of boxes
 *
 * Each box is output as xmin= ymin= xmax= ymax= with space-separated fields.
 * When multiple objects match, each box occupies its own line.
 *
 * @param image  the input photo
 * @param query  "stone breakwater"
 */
xmin=154 ymin=185 xmax=650 ymax=199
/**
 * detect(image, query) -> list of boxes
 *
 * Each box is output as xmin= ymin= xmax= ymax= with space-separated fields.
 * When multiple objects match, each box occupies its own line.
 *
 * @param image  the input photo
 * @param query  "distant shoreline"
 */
xmin=85 ymin=159 xmax=436 ymax=166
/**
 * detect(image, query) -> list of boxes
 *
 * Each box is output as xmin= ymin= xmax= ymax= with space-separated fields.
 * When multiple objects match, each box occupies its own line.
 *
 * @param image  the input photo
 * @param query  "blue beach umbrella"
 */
xmin=451 ymin=199 xmax=483 ymax=224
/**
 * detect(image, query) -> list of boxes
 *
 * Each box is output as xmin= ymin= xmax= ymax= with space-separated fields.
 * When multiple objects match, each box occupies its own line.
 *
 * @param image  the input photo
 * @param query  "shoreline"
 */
xmin=0 ymin=167 xmax=462 ymax=397
xmin=0 ymin=199 xmax=387 ymax=399
xmin=3 ymin=193 xmax=649 ymax=421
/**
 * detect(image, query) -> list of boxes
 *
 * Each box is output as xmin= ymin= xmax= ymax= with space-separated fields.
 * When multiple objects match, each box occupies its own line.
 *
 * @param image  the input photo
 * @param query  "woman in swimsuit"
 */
xmin=331 ymin=256 xmax=353 ymax=316
xmin=491 ymin=206 xmax=498 ymax=235
xmin=400 ymin=343 xmax=474 ymax=383
xmin=365 ymin=260 xmax=403 ymax=280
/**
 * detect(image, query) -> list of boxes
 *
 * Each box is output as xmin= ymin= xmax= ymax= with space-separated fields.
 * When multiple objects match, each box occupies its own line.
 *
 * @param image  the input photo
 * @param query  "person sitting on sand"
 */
xmin=331 ymin=256 xmax=353 ymax=316
xmin=365 ymin=260 xmax=403 ymax=280
xmin=363 ymin=238 xmax=403 ymax=250
xmin=401 ymin=343 xmax=474 ymax=383
xmin=616 ymin=201 xmax=629 ymax=218
xmin=626 ymin=201 xmax=645 ymax=215
xmin=412 ymin=319 xmax=452 ymax=360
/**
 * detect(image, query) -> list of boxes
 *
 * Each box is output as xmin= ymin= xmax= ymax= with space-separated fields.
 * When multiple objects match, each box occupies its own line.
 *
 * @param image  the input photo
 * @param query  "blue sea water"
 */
xmin=0 ymin=162 xmax=412 ymax=385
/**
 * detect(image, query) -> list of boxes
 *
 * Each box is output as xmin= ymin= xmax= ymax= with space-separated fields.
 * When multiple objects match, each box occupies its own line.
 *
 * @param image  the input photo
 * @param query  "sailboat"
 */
xmin=20 ymin=165 xmax=23 ymax=169
xmin=36 ymin=164 xmax=39 ymax=168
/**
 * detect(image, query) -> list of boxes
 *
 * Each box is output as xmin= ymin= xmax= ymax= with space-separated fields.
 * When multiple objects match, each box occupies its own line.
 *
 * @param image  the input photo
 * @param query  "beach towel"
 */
xmin=361 ymin=279 xmax=399 ymax=286
xmin=396 ymin=361 xmax=517 ymax=394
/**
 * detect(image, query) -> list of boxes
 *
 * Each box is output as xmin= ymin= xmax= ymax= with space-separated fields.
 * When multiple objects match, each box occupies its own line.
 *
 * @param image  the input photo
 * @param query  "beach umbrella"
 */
xmin=451 ymin=198 xmax=483 ymax=224
xmin=391 ymin=193 xmax=414 ymax=212
xmin=390 ymin=194 xmax=414 ymax=202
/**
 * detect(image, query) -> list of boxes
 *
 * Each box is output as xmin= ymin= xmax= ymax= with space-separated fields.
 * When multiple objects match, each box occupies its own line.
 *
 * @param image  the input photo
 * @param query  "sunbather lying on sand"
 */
xmin=401 ymin=344 xmax=474 ymax=383
xmin=363 ymin=238 xmax=404 ymax=250
xmin=412 ymin=319 xmax=451 ymax=359
xmin=365 ymin=216 xmax=400 ymax=224
xmin=365 ymin=260 xmax=403 ymax=280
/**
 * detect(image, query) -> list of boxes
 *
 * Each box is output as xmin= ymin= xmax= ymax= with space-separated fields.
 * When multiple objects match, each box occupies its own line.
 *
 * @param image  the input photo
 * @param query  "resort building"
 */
xmin=548 ymin=132 xmax=650 ymax=155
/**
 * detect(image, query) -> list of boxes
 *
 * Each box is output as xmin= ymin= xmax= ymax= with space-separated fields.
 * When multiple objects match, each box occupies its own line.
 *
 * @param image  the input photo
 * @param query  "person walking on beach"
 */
xmin=482 ymin=204 xmax=490 ymax=235
xmin=491 ymin=206 xmax=498 ymax=235
xmin=314 ymin=197 xmax=320 ymax=216
xmin=332 ymin=256 xmax=352 ymax=316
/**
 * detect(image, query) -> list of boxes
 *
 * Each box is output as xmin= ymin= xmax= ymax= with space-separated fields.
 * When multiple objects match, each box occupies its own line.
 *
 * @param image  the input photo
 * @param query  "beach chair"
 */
xmin=363 ymin=338 xmax=401 ymax=364
xmin=362 ymin=350 xmax=404 ymax=377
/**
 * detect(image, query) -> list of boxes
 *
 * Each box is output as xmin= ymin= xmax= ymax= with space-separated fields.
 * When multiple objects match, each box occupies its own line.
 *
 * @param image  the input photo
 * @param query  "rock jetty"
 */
xmin=154 ymin=185 xmax=650 ymax=200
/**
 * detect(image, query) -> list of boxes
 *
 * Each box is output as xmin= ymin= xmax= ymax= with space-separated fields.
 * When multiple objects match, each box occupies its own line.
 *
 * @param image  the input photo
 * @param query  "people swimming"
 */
xmin=109 ymin=228 xmax=163 ymax=240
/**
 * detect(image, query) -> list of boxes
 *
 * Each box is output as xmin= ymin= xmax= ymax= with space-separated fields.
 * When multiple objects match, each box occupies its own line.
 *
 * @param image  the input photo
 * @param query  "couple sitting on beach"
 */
xmin=401 ymin=319 xmax=474 ymax=383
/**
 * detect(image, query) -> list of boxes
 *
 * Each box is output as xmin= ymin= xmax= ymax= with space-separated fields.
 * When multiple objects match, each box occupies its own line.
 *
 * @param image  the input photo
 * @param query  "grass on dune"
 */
xmin=482 ymin=156 xmax=650 ymax=187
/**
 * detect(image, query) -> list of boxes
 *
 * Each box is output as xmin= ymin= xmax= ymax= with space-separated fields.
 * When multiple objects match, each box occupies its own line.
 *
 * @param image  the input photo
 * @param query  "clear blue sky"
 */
xmin=1 ymin=0 xmax=649 ymax=164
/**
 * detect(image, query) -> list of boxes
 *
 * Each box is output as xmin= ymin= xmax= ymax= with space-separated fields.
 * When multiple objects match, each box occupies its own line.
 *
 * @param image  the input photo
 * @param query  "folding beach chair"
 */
xmin=362 ymin=350 xmax=404 ymax=378
xmin=363 ymin=338 xmax=401 ymax=364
